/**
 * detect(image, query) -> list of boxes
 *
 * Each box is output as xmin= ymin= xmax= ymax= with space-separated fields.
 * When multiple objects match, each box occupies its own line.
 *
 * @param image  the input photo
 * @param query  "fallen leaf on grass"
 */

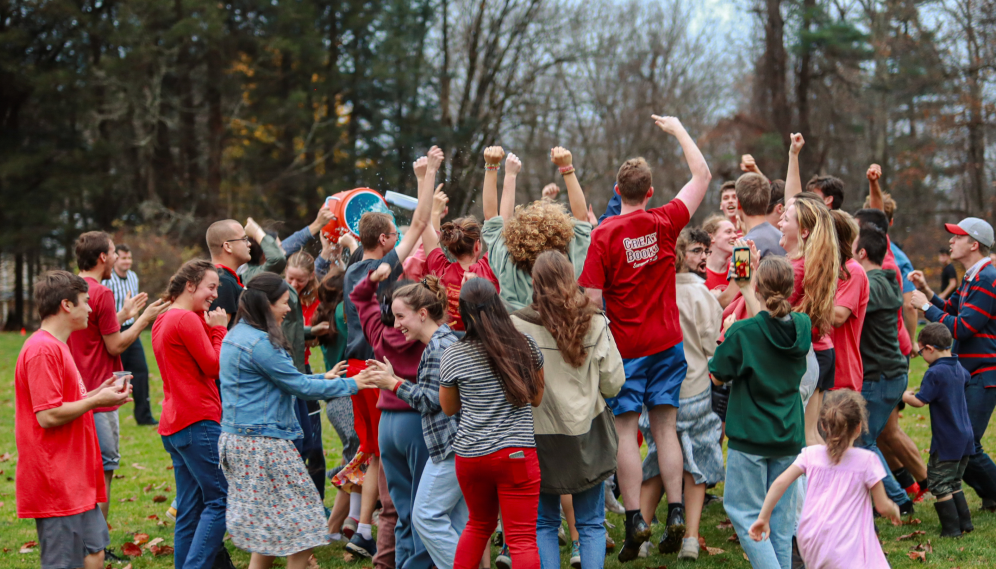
xmin=743 ymin=553 xmax=749 ymax=561
xmin=113 ymin=474 xmax=126 ymax=479
xmin=164 ymin=485 xmax=171 ymax=492
xmin=0 ymin=452 xmax=13 ymax=462
xmin=120 ymin=543 xmax=142 ymax=557
xmin=706 ymin=547 xmax=725 ymax=555
xmin=152 ymin=495 xmax=168 ymax=503
xmin=698 ymin=536 xmax=707 ymax=549
xmin=0 ymin=501 xmax=4 ymax=508
xmin=911 ymin=540 xmax=933 ymax=554
xmin=897 ymin=530 xmax=926 ymax=541
xmin=146 ymin=538 xmax=164 ymax=549
xmin=156 ymin=520 xmax=170 ymax=528
xmin=343 ymin=552 xmax=357 ymax=562
xmin=133 ymin=533 xmax=149 ymax=545
xmin=119 ymin=496 xmax=136 ymax=503
xmin=727 ymin=533 xmax=740 ymax=543
xmin=902 ymin=517 xmax=922 ymax=525
xmin=131 ymin=463 xmax=146 ymax=470
xmin=147 ymin=514 xmax=159 ymax=520
xmin=143 ymin=484 xmax=154 ymax=493
xmin=166 ymin=465 xmax=174 ymax=470
xmin=149 ymin=544 xmax=173 ymax=557
xmin=907 ymin=550 xmax=926 ymax=562
xmin=2 ymin=548 xmax=8 ymax=553
xmin=19 ymin=540 xmax=38 ymax=554
xmin=716 ymin=518 xmax=733 ymax=529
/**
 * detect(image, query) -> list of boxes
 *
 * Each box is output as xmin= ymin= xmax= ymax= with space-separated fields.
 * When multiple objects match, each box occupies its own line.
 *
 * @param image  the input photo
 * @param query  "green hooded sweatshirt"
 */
xmin=708 ymin=311 xmax=810 ymax=458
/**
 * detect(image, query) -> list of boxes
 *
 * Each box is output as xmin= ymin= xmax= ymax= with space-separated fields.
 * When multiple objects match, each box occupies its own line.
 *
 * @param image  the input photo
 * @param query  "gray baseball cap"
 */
xmin=945 ymin=217 xmax=995 ymax=247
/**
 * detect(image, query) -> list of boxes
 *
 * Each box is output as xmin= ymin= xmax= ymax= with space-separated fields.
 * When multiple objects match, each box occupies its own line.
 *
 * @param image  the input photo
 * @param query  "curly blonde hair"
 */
xmin=503 ymin=200 xmax=576 ymax=273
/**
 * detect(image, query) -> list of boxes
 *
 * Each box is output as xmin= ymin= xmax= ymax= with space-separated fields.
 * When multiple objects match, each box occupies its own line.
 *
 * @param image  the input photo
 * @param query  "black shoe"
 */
xmin=703 ymin=493 xmax=722 ymax=507
xmin=345 ymin=533 xmax=377 ymax=558
xmin=791 ymin=536 xmax=806 ymax=569
xmin=617 ymin=512 xmax=651 ymax=563
xmin=212 ymin=546 xmax=237 ymax=569
xmin=104 ymin=548 xmax=125 ymax=562
xmin=658 ymin=506 xmax=686 ymax=555
xmin=953 ymin=492 xmax=974 ymax=533
xmin=899 ymin=500 xmax=915 ymax=517
xmin=935 ymin=500 xmax=963 ymax=538
xmin=982 ymin=497 xmax=996 ymax=512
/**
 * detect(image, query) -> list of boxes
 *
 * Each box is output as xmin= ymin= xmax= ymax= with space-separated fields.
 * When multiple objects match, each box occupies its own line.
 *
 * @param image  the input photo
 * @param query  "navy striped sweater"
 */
xmin=926 ymin=259 xmax=996 ymax=377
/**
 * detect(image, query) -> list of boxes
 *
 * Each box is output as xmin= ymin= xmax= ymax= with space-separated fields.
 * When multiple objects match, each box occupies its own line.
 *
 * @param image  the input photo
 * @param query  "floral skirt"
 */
xmin=219 ymin=432 xmax=330 ymax=556
xmin=330 ymin=450 xmax=372 ymax=493
xmin=639 ymin=388 xmax=725 ymax=486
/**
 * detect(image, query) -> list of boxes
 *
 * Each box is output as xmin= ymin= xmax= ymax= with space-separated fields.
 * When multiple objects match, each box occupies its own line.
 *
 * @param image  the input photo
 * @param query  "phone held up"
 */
xmin=733 ymin=246 xmax=752 ymax=281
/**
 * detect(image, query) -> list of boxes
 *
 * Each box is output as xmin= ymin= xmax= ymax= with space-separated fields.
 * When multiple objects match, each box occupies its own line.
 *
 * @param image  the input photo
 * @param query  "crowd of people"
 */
xmin=14 ymin=115 xmax=996 ymax=569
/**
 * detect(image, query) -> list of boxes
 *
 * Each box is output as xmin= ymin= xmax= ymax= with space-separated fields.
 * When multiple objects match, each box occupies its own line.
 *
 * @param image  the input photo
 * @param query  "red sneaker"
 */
xmin=905 ymin=482 xmax=928 ymax=503
xmin=912 ymin=484 xmax=929 ymax=503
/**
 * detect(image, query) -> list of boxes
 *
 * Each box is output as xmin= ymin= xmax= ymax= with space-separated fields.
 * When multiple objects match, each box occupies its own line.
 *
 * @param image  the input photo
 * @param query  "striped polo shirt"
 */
xmin=102 ymin=270 xmax=139 ymax=327
xmin=926 ymin=258 xmax=996 ymax=379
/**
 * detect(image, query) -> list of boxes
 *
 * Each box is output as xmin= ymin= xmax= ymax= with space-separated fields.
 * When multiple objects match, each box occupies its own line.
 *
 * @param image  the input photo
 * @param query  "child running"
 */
xmin=748 ymin=390 xmax=900 ymax=569
xmin=902 ymin=323 xmax=975 ymax=537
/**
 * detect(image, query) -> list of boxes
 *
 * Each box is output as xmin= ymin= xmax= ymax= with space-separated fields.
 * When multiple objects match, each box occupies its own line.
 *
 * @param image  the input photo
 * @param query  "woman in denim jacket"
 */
xmin=218 ymin=273 xmax=375 ymax=569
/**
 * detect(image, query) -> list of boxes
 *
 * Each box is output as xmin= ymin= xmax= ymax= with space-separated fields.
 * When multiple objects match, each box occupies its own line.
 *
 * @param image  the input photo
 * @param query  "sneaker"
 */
xmin=637 ymin=540 xmax=651 ymax=558
xmin=166 ymin=506 xmax=178 ymax=522
xmin=559 ymin=524 xmax=568 ymax=546
xmin=495 ymin=545 xmax=511 ymax=569
xmin=570 ymin=540 xmax=581 ymax=569
xmin=658 ymin=506 xmax=686 ymax=555
xmin=911 ymin=485 xmax=929 ymax=503
xmin=104 ymin=548 xmax=125 ymax=563
xmin=604 ymin=480 xmax=625 ymax=515
xmin=343 ymin=516 xmax=358 ymax=539
xmin=703 ymin=493 xmax=722 ymax=507
xmin=617 ymin=512 xmax=651 ymax=563
xmin=677 ymin=537 xmax=699 ymax=561
xmin=345 ymin=533 xmax=377 ymax=559
xmin=492 ymin=520 xmax=504 ymax=546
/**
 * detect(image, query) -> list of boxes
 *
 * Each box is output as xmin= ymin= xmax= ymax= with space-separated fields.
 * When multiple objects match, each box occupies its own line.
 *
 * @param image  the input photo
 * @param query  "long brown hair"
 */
xmin=459 ymin=278 xmax=543 ymax=407
xmin=287 ymin=250 xmax=319 ymax=305
xmin=440 ymin=217 xmax=481 ymax=259
xmin=531 ymin=251 xmax=598 ymax=368
xmin=830 ymin=210 xmax=858 ymax=281
xmin=819 ymin=390 xmax=867 ymax=464
xmin=163 ymin=259 xmax=216 ymax=302
xmin=754 ymin=256 xmax=795 ymax=318
xmin=312 ymin=267 xmax=345 ymax=348
xmin=394 ymin=275 xmax=448 ymax=325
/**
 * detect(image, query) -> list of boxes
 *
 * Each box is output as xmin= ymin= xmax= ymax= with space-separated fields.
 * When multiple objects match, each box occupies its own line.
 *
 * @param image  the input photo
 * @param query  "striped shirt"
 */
xmin=102 ymin=270 xmax=139 ymax=327
xmin=925 ymin=258 xmax=996 ymax=379
xmin=439 ymin=334 xmax=543 ymax=458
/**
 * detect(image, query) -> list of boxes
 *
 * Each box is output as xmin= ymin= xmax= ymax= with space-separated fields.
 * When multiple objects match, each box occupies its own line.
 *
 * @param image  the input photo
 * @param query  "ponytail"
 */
xmin=233 ymin=272 xmax=291 ymax=351
xmin=755 ymin=256 xmax=794 ymax=318
xmin=819 ymin=390 xmax=867 ymax=464
xmin=439 ymin=217 xmax=482 ymax=259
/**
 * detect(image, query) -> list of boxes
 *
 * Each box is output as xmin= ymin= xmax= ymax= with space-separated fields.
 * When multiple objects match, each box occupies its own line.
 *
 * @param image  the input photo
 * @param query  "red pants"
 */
xmin=454 ymin=447 xmax=541 ymax=569
xmin=349 ymin=359 xmax=382 ymax=456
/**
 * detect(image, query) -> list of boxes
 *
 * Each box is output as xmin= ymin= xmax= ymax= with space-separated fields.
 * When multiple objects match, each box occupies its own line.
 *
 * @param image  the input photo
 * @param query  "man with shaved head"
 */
xmin=206 ymin=219 xmax=252 ymax=329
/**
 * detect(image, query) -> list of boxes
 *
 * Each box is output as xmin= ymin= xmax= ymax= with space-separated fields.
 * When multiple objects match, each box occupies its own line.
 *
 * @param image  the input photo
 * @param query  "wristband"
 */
xmin=484 ymin=163 xmax=500 ymax=171
xmin=392 ymin=380 xmax=403 ymax=394
xmin=559 ymin=165 xmax=575 ymax=176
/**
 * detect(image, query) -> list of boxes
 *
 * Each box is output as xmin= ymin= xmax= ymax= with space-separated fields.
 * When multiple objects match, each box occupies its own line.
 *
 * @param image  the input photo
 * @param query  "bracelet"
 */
xmin=484 ymin=163 xmax=500 ymax=171
xmin=392 ymin=380 xmax=403 ymax=394
xmin=559 ymin=165 xmax=575 ymax=176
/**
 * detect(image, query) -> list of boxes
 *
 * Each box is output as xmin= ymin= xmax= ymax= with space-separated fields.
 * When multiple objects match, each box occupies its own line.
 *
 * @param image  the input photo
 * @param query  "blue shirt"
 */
xmin=599 ymin=190 xmax=622 ymax=225
xmin=915 ymin=356 xmax=974 ymax=461
xmin=890 ymin=243 xmax=915 ymax=293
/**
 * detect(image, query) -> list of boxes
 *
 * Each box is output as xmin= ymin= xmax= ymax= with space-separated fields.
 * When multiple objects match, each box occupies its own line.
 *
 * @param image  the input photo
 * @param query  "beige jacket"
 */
xmin=511 ymin=309 xmax=625 ymax=436
xmin=676 ymin=272 xmax=723 ymax=399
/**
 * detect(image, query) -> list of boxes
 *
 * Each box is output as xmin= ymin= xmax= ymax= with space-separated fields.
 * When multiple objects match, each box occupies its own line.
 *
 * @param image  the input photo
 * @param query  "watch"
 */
xmin=921 ymin=302 xmax=932 ymax=312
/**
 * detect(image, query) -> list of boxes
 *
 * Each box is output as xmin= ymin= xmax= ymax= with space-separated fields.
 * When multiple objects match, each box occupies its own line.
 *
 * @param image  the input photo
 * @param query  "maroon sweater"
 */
xmin=350 ymin=273 xmax=424 ymax=411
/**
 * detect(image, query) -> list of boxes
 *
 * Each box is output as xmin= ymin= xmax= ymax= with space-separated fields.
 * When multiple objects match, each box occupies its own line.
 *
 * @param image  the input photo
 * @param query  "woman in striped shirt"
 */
xmin=439 ymin=278 xmax=545 ymax=569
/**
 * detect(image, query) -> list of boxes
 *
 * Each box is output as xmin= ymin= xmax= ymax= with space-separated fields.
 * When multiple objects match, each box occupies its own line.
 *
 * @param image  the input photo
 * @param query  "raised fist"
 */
xmin=741 ymin=154 xmax=759 ymax=174
xmin=866 ymin=164 xmax=881 ymax=182
xmin=542 ymin=184 xmax=560 ymax=201
xmin=426 ymin=146 xmax=444 ymax=171
xmin=789 ymin=133 xmax=805 ymax=156
xmin=550 ymin=147 xmax=572 ymax=168
xmin=651 ymin=115 xmax=685 ymax=136
xmin=413 ymin=156 xmax=428 ymax=180
xmin=505 ymin=153 xmax=522 ymax=176
xmin=484 ymin=146 xmax=505 ymax=166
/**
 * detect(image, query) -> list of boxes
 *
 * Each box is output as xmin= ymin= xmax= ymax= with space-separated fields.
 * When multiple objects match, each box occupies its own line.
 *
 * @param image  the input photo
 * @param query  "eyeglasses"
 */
xmin=382 ymin=232 xmax=398 ymax=238
xmin=688 ymin=247 xmax=711 ymax=255
xmin=225 ymin=236 xmax=251 ymax=245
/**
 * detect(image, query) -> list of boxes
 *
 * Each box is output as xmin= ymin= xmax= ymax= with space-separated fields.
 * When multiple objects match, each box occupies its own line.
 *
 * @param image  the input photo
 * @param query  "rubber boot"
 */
xmin=953 ymin=492 xmax=974 ymax=533
xmin=934 ymin=499 xmax=963 ymax=538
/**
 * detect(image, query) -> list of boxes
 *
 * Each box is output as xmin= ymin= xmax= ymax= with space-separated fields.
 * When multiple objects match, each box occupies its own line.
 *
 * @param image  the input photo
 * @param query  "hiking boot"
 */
xmin=658 ymin=506 xmax=686 ymax=555
xmin=345 ymin=533 xmax=377 ymax=558
xmin=953 ymin=492 xmax=974 ymax=533
xmin=677 ymin=537 xmax=699 ymax=561
xmin=212 ymin=547 xmax=237 ymax=569
xmin=570 ymin=540 xmax=581 ymax=569
xmin=934 ymin=500 xmax=963 ymax=538
xmin=617 ymin=512 xmax=651 ymax=562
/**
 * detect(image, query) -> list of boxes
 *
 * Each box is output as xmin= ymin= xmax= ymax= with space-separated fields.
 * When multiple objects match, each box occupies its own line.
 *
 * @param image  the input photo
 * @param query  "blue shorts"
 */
xmin=607 ymin=343 xmax=687 ymax=416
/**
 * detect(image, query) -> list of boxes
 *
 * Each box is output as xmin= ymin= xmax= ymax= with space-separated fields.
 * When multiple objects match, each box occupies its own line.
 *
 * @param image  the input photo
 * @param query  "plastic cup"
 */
xmin=113 ymin=371 xmax=131 ymax=389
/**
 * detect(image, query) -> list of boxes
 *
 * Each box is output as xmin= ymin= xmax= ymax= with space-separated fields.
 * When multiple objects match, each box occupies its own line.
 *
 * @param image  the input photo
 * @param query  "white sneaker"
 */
xmin=677 ymin=537 xmax=699 ymax=561
xmin=604 ymin=480 xmax=625 ymax=515
xmin=637 ymin=540 xmax=651 ymax=558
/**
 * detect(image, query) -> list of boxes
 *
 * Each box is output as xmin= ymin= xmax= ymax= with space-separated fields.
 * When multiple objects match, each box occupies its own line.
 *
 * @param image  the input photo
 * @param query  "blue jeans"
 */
xmin=963 ymin=371 xmax=996 ymax=501
xmin=537 ymin=484 xmax=605 ymax=569
xmin=161 ymin=420 xmax=228 ymax=569
xmin=858 ymin=374 xmax=910 ymax=506
xmin=380 ymin=411 xmax=432 ymax=569
xmin=724 ymin=450 xmax=798 ymax=569
xmin=413 ymin=455 xmax=469 ymax=569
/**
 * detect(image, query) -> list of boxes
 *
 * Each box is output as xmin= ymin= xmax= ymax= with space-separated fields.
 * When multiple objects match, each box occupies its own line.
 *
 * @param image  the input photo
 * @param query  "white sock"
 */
xmin=349 ymin=492 xmax=362 ymax=520
xmin=330 ymin=532 xmax=342 ymax=541
xmin=358 ymin=522 xmax=373 ymax=540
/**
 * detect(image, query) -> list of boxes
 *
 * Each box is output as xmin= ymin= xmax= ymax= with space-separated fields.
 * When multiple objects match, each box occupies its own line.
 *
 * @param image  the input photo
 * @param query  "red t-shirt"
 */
xmin=67 ymin=277 xmax=122 ymax=413
xmin=426 ymin=248 xmax=500 ymax=331
xmin=302 ymin=296 xmax=319 ymax=362
xmin=831 ymin=259 xmax=869 ymax=391
xmin=15 ymin=330 xmax=107 ymax=518
xmin=883 ymin=243 xmax=913 ymax=356
xmin=705 ymin=264 xmax=730 ymax=292
xmin=787 ymin=256 xmax=833 ymax=351
xmin=579 ymin=200 xmax=690 ymax=359
xmin=151 ymin=309 xmax=227 ymax=436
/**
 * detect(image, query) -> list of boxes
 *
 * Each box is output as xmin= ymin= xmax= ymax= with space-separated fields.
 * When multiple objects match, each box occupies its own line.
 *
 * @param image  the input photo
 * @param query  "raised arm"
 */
xmin=866 ymin=164 xmax=884 ymax=211
xmin=784 ymin=133 xmax=805 ymax=202
xmin=394 ymin=147 xmax=441 ymax=262
xmin=482 ymin=146 xmax=504 ymax=220
xmin=653 ymin=115 xmax=712 ymax=216
xmin=550 ymin=147 xmax=587 ymax=220
xmin=741 ymin=154 xmax=766 ymax=179
xmin=421 ymin=185 xmax=447 ymax=254
xmin=499 ymin=153 xmax=520 ymax=221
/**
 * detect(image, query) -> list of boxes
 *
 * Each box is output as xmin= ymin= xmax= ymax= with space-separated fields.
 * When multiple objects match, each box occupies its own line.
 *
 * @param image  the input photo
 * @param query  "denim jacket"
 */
xmin=220 ymin=322 xmax=357 ymax=440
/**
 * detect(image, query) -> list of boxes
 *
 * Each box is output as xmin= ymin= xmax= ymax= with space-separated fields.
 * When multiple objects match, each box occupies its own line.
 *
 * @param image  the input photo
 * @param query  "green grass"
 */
xmin=1 ymin=332 xmax=996 ymax=567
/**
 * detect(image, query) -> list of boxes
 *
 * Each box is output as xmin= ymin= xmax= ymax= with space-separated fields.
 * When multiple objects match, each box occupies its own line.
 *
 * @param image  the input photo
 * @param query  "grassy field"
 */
xmin=2 ymin=331 xmax=996 ymax=568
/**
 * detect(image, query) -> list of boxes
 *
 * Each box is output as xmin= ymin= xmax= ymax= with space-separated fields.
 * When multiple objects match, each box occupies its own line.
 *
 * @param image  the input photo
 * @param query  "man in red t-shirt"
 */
xmin=579 ymin=115 xmax=711 ymax=561
xmin=67 ymin=232 xmax=168 ymax=528
xmin=16 ymin=270 xmax=133 ymax=569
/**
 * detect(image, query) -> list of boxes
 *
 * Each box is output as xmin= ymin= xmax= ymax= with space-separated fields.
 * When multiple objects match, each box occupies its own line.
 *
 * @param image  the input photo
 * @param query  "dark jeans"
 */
xmin=121 ymin=324 xmax=154 ymax=424
xmin=963 ymin=371 xmax=996 ymax=501
xmin=858 ymin=374 xmax=910 ymax=506
xmin=161 ymin=420 xmax=228 ymax=569
xmin=292 ymin=398 xmax=326 ymax=500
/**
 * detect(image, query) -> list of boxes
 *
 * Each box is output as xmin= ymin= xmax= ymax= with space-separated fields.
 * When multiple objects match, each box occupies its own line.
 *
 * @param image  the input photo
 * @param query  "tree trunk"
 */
xmin=206 ymin=46 xmax=223 ymax=218
xmin=764 ymin=0 xmax=790 ymax=148
xmin=8 ymin=251 xmax=24 ymax=331
xmin=176 ymin=0 xmax=200 ymax=210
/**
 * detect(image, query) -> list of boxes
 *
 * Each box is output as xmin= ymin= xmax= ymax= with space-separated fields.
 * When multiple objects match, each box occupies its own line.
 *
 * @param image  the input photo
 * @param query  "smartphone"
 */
xmin=733 ymin=246 xmax=752 ymax=281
